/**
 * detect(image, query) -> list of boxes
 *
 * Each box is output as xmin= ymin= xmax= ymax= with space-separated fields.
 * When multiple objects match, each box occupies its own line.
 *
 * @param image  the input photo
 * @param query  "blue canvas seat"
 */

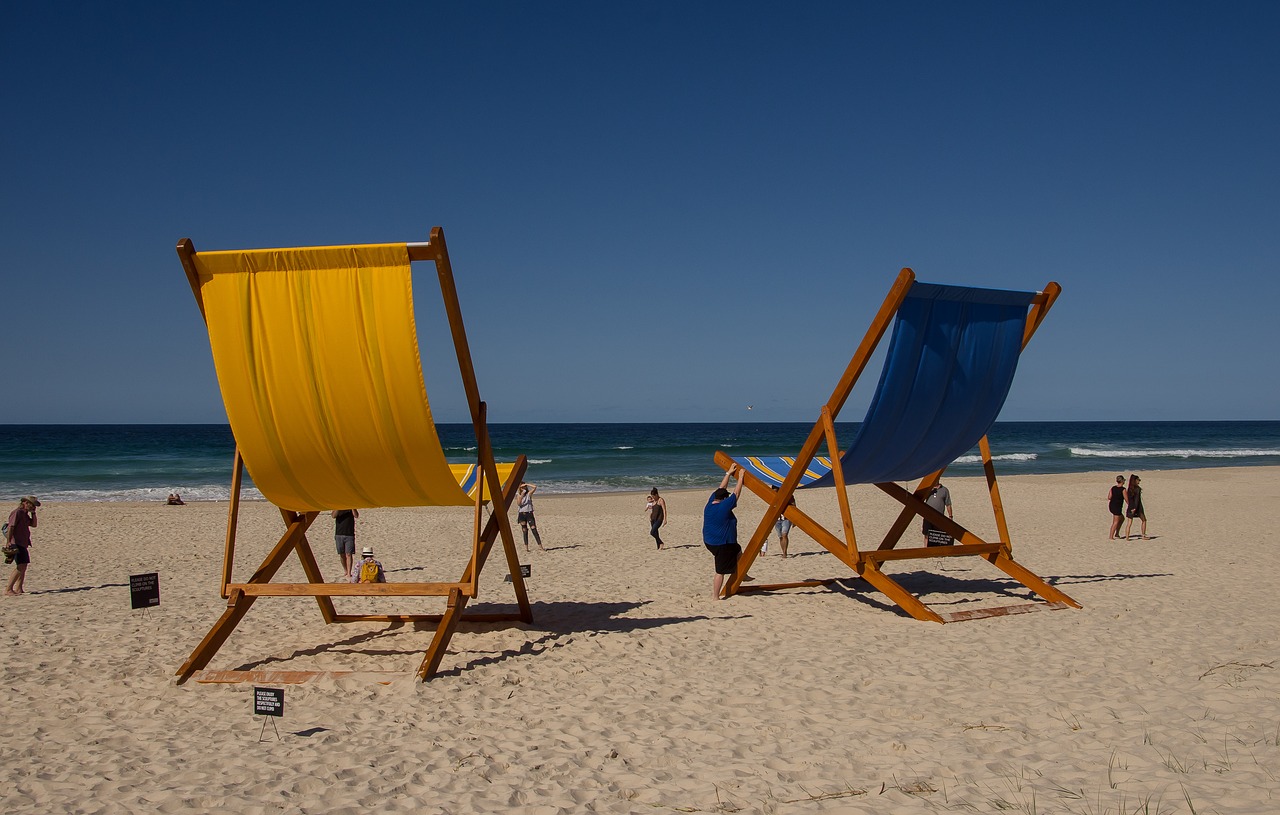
xmin=715 ymin=269 xmax=1080 ymax=622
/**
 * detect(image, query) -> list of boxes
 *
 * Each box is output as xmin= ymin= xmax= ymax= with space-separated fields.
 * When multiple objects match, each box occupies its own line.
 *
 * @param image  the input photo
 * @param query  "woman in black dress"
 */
xmin=1123 ymin=474 xmax=1147 ymax=540
xmin=1107 ymin=475 xmax=1126 ymax=540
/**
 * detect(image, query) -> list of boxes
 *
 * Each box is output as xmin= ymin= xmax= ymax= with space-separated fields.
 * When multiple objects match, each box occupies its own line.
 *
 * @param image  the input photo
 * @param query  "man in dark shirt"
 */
xmin=330 ymin=509 xmax=359 ymax=581
xmin=703 ymin=465 xmax=745 ymax=600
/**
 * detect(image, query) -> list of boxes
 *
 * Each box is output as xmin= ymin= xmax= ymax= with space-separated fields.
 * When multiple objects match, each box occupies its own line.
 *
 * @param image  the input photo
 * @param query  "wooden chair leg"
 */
xmin=283 ymin=510 xmax=337 ymax=624
xmin=176 ymin=511 xmax=316 ymax=683
xmin=418 ymin=587 xmax=467 ymax=680
xmin=416 ymin=460 xmax=531 ymax=680
xmin=176 ymin=589 xmax=256 ymax=684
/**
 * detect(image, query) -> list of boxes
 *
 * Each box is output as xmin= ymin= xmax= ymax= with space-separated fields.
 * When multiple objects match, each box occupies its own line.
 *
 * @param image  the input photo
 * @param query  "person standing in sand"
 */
xmin=775 ymin=493 xmax=797 ymax=557
xmin=921 ymin=481 xmax=953 ymax=545
xmin=703 ymin=465 xmax=745 ymax=599
xmin=517 ymin=483 xmax=544 ymax=552
xmin=1107 ymin=475 xmax=1127 ymax=540
xmin=645 ymin=488 xmax=668 ymax=550
xmin=5 ymin=496 xmax=40 ymax=596
xmin=1124 ymin=474 xmax=1148 ymax=540
xmin=331 ymin=509 xmax=359 ymax=581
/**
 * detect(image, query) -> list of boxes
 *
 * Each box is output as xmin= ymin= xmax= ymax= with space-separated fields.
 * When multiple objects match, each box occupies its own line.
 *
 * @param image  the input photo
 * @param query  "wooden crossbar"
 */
xmin=227 ymin=582 xmax=472 ymax=597
xmin=332 ymin=612 xmax=525 ymax=623
xmin=860 ymin=543 xmax=1004 ymax=562
xmin=194 ymin=670 xmax=402 ymax=684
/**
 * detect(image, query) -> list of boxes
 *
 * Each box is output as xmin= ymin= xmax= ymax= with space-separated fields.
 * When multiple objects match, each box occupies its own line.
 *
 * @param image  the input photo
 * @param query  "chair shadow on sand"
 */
xmin=32 ymin=581 xmax=131 ymax=595
xmin=811 ymin=569 xmax=1173 ymax=618
xmin=227 ymin=568 xmax=1173 ymax=673
xmin=231 ymin=599 xmax=739 ymax=676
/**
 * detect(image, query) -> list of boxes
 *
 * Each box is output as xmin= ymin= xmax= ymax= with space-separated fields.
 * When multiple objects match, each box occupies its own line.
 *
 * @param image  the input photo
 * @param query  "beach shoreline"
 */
xmin=2 ymin=464 xmax=1278 ymax=813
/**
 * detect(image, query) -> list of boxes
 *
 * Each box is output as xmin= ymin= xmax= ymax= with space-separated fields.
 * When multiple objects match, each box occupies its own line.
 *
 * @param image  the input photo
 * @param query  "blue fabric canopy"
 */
xmin=734 ymin=281 xmax=1036 ymax=487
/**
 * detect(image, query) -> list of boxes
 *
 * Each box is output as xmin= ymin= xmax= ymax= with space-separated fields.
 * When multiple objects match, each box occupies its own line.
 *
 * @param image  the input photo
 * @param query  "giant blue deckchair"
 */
xmin=714 ymin=269 xmax=1080 ymax=622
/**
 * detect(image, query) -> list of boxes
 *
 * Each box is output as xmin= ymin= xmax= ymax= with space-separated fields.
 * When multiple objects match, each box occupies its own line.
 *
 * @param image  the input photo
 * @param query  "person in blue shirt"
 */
xmin=703 ymin=464 xmax=745 ymax=600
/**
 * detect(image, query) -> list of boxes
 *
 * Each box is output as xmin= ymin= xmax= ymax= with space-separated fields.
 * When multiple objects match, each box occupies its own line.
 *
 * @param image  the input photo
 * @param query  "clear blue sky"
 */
xmin=3 ymin=2 xmax=1277 ymax=424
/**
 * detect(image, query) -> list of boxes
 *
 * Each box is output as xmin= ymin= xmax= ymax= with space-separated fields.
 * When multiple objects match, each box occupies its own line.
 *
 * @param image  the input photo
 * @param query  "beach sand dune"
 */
xmin=2 ymin=467 xmax=1278 ymax=813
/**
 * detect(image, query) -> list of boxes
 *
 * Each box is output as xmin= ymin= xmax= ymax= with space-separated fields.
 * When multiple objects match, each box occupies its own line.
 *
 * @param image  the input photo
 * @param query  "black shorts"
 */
xmin=518 ymin=512 xmax=535 ymax=524
xmin=705 ymin=543 xmax=741 ymax=575
xmin=13 ymin=546 xmax=30 ymax=565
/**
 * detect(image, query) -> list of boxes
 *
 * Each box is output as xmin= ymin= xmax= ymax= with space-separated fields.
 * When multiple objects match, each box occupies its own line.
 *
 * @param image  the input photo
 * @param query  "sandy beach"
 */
xmin=2 ymin=465 xmax=1278 ymax=814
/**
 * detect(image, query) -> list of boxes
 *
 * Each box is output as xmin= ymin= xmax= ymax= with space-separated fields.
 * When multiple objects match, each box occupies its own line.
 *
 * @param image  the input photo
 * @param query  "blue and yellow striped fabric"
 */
xmin=731 ymin=456 xmax=835 ymax=488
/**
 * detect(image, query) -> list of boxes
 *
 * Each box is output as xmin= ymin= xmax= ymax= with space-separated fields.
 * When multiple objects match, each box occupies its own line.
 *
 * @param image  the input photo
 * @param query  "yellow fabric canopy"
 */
xmin=194 ymin=243 xmax=510 ymax=510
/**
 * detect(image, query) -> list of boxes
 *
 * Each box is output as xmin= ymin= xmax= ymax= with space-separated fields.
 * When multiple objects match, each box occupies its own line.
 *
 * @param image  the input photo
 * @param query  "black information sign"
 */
xmin=519 ymin=564 xmax=532 ymax=578
xmin=926 ymin=529 xmax=955 ymax=547
xmin=129 ymin=572 xmax=160 ymax=609
xmin=254 ymin=686 xmax=284 ymax=717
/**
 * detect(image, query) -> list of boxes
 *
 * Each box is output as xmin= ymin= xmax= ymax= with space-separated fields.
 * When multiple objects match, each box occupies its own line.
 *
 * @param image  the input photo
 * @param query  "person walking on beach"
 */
xmin=331 ymin=509 xmax=359 ymax=581
xmin=921 ymin=481 xmax=954 ymax=545
xmin=5 ymin=496 xmax=40 ymax=596
xmin=645 ymin=488 xmax=668 ymax=550
xmin=703 ymin=465 xmax=745 ymax=599
xmin=1107 ymin=475 xmax=1127 ymax=540
xmin=517 ymin=483 xmax=544 ymax=552
xmin=775 ymin=493 xmax=797 ymax=557
xmin=1124 ymin=474 xmax=1148 ymax=540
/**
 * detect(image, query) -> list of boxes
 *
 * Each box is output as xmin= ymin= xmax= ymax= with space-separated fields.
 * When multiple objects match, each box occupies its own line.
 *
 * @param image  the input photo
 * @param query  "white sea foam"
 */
xmin=527 ymin=459 xmax=554 ymax=465
xmin=1069 ymin=446 xmax=1280 ymax=459
xmin=32 ymin=486 xmax=268 ymax=503
xmin=954 ymin=453 xmax=1038 ymax=464
xmin=614 ymin=446 xmax=635 ymax=450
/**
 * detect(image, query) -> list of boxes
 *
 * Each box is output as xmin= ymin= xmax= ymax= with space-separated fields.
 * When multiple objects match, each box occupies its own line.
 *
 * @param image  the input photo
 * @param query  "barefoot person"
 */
xmin=1124 ymin=474 xmax=1148 ymax=540
xmin=775 ymin=493 xmax=797 ymax=557
xmin=645 ymin=488 xmax=668 ymax=550
xmin=5 ymin=496 xmax=40 ymax=596
xmin=517 ymin=483 xmax=544 ymax=552
xmin=703 ymin=465 xmax=745 ymax=600
xmin=921 ymin=481 xmax=954 ymax=545
xmin=1107 ymin=475 xmax=1126 ymax=540
xmin=330 ymin=509 xmax=359 ymax=580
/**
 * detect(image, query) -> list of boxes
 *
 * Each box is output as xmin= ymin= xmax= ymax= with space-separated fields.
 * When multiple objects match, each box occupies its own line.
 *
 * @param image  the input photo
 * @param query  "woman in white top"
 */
xmin=645 ymin=488 xmax=668 ymax=550
xmin=516 ymin=483 xmax=544 ymax=551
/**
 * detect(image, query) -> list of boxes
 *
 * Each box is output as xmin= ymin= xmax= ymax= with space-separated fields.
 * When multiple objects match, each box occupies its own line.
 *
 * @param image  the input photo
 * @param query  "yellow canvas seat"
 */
xmin=175 ymin=228 xmax=530 ymax=683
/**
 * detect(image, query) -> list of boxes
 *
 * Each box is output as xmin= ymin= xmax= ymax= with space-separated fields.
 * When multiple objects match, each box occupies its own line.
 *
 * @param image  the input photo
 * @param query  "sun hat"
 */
xmin=361 ymin=546 xmax=374 ymax=557
xmin=22 ymin=496 xmax=40 ymax=507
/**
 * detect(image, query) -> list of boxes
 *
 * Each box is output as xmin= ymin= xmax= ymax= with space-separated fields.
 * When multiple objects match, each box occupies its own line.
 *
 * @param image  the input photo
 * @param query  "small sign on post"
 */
xmin=506 ymin=564 xmax=532 ymax=582
xmin=254 ymin=686 xmax=284 ymax=741
xmin=926 ymin=529 xmax=955 ymax=547
xmin=129 ymin=572 xmax=160 ymax=609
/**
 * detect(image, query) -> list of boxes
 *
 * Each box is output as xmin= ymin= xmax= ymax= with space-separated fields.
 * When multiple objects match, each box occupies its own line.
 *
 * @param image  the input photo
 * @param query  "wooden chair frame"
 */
xmin=717 ymin=268 xmax=1081 ymax=622
xmin=174 ymin=227 xmax=532 ymax=683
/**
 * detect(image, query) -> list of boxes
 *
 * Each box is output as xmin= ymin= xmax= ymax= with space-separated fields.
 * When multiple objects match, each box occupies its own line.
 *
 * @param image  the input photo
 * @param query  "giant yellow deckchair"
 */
xmin=175 ymin=227 xmax=530 ymax=683
xmin=715 ymin=269 xmax=1080 ymax=622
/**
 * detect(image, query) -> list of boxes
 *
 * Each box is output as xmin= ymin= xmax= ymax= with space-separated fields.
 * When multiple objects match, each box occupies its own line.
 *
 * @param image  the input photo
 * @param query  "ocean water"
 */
xmin=0 ymin=421 xmax=1277 ymax=503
